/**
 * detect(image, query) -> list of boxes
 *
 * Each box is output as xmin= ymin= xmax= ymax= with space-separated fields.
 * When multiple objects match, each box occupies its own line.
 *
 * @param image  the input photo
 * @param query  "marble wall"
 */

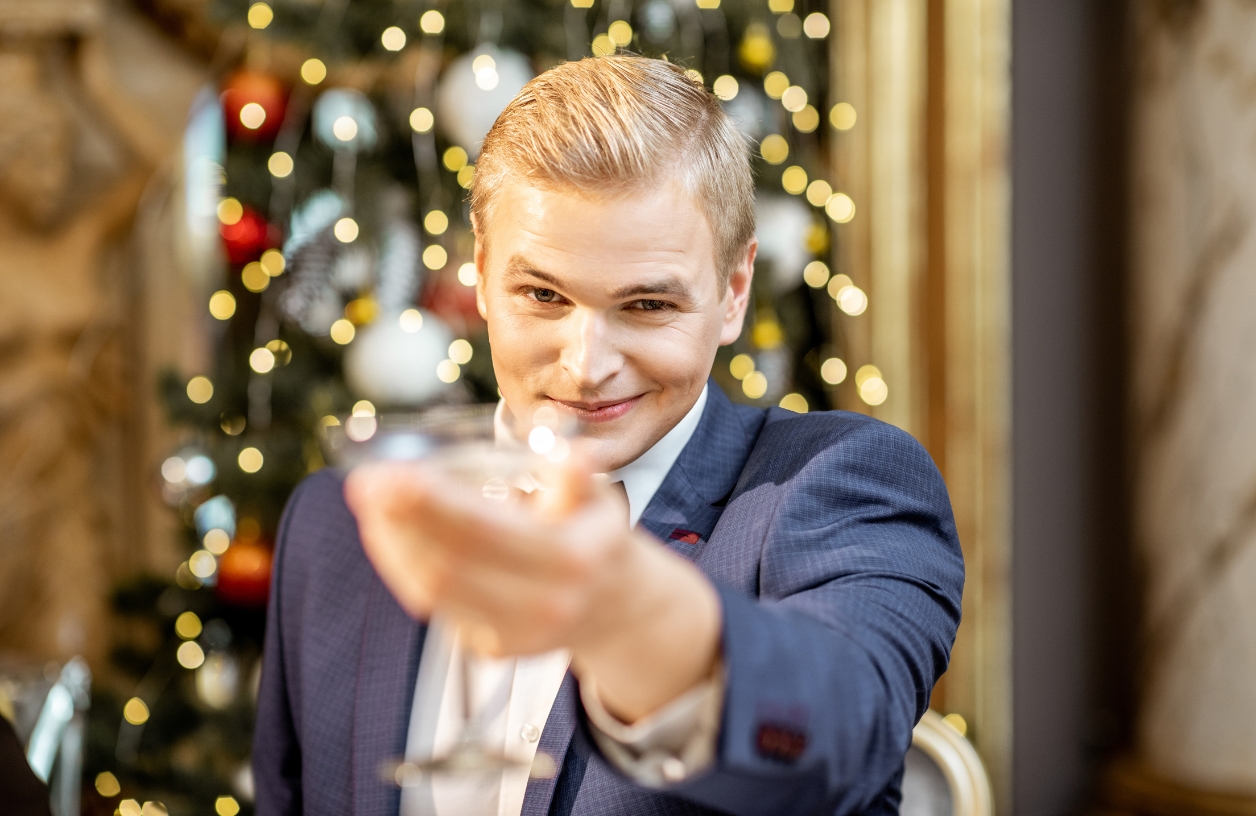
xmin=1130 ymin=0 xmax=1256 ymax=800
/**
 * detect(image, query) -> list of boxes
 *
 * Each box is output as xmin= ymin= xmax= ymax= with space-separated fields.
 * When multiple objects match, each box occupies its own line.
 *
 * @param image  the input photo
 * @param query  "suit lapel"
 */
xmin=353 ymin=578 xmax=426 ymax=816
xmin=520 ymin=672 xmax=579 ymax=816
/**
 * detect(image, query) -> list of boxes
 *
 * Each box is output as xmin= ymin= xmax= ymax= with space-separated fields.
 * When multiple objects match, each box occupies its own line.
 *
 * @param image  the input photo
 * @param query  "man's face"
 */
xmin=475 ymin=180 xmax=754 ymax=472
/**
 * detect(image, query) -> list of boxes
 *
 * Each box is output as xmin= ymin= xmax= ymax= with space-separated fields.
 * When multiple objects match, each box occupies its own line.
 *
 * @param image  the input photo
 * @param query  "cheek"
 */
xmin=486 ymin=308 xmax=556 ymax=387
xmin=622 ymin=317 xmax=721 ymax=388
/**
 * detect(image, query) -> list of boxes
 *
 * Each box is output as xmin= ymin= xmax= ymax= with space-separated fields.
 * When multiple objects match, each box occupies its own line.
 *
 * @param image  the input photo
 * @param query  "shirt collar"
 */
xmin=494 ymin=386 xmax=710 ymax=528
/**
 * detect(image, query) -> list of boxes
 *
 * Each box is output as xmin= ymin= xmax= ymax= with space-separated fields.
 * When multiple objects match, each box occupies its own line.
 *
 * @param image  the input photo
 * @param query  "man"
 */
xmin=254 ymin=56 xmax=963 ymax=816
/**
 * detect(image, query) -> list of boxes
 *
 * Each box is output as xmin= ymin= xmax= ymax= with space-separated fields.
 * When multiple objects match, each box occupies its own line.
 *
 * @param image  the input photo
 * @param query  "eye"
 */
xmin=632 ymin=299 xmax=672 ymax=311
xmin=531 ymin=288 xmax=557 ymax=303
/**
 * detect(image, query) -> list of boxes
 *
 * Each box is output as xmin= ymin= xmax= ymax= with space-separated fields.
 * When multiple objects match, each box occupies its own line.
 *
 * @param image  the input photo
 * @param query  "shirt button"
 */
xmin=661 ymin=757 xmax=687 ymax=782
xmin=520 ymin=723 xmax=541 ymax=743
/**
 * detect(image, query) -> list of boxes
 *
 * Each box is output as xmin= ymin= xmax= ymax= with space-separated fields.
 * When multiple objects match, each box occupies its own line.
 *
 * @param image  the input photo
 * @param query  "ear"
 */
xmin=472 ymin=214 xmax=488 ymax=320
xmin=718 ymin=239 xmax=756 ymax=346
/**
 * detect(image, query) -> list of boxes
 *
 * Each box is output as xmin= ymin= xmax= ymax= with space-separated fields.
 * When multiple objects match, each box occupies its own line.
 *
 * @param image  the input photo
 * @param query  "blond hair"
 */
xmin=471 ymin=56 xmax=755 ymax=286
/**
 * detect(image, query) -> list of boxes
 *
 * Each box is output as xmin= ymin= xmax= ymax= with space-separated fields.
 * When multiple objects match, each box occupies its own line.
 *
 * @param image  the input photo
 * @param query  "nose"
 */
xmin=560 ymin=307 xmax=623 ymax=391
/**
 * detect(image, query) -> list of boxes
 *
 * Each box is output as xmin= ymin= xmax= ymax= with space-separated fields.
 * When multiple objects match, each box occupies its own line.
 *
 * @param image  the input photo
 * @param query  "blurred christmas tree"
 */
xmin=86 ymin=0 xmax=858 ymax=812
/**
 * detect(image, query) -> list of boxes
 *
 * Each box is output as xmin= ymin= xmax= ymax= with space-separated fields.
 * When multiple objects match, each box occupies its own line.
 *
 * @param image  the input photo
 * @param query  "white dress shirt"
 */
xmin=400 ymin=386 xmax=721 ymax=816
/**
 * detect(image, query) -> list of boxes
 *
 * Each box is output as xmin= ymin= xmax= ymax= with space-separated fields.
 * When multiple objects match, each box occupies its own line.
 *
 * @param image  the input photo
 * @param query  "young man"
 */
xmin=254 ymin=57 xmax=963 ymax=815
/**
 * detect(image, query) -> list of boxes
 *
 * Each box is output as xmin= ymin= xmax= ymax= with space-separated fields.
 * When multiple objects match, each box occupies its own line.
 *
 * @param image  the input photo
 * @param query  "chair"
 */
xmin=901 ymin=709 xmax=994 ymax=816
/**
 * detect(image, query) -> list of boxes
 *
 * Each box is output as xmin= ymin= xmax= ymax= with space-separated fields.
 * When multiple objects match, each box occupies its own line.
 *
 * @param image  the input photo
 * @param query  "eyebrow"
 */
xmin=502 ymin=256 xmax=694 ymax=301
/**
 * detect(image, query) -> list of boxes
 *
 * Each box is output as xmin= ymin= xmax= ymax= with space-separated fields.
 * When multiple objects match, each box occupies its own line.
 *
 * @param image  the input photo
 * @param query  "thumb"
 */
xmin=533 ymin=441 xmax=597 ymax=520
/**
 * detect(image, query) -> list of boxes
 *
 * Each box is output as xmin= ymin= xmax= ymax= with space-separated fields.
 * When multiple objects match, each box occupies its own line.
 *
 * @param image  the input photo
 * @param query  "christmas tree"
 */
xmin=87 ymin=0 xmax=859 ymax=812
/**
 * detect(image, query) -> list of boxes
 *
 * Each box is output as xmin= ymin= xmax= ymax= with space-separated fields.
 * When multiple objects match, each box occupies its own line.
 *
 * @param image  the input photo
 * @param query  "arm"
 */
xmin=673 ymin=417 xmax=965 ymax=815
xmin=252 ymin=480 xmax=309 ymax=816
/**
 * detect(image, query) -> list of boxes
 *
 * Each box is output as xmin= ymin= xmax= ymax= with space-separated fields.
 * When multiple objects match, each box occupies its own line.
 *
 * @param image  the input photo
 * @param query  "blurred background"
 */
xmin=0 ymin=0 xmax=1248 ymax=814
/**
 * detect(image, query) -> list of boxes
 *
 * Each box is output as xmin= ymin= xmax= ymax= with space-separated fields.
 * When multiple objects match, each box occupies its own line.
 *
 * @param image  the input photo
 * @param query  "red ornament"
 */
xmin=221 ymin=71 xmax=287 ymax=142
xmin=216 ymin=541 xmax=273 ymax=607
xmin=220 ymin=206 xmax=274 ymax=264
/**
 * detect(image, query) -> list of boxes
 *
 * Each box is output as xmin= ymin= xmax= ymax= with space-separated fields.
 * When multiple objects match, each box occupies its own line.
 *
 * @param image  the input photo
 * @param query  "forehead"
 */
xmin=482 ymin=180 xmax=718 ymax=276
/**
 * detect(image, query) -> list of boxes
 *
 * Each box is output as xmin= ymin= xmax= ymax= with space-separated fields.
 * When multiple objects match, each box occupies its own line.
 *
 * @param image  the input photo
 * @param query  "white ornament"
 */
xmin=343 ymin=310 xmax=457 ymax=407
xmin=756 ymin=194 xmax=814 ymax=292
xmin=436 ymin=46 xmax=534 ymax=157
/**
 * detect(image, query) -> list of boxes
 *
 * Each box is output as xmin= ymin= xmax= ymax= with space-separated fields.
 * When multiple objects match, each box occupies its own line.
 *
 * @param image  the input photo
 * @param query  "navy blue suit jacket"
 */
xmin=254 ymin=383 xmax=964 ymax=815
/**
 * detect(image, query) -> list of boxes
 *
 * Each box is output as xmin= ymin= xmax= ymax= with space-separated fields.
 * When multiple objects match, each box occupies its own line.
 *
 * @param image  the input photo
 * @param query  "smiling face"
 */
xmin=476 ymin=179 xmax=755 ymax=472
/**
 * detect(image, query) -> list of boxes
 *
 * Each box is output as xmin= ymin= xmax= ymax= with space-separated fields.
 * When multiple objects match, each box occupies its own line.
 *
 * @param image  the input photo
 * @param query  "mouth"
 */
xmin=548 ymin=394 xmax=643 ymax=424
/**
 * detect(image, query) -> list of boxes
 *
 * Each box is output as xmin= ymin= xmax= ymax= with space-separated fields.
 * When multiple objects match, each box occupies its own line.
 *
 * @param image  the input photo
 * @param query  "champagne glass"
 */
xmin=320 ymin=403 xmax=573 ymax=781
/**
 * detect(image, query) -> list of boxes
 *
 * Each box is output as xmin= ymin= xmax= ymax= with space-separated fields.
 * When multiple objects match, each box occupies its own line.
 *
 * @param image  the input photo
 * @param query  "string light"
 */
xmin=729 ymin=353 xmax=755 ymax=380
xmin=804 ymin=12 xmax=831 ymax=38
xmin=238 ymin=448 xmax=264 ymax=473
xmin=423 ymin=245 xmax=448 ymax=270
xmin=239 ymin=103 xmax=266 ymax=130
xmin=301 ymin=58 xmax=327 ymax=85
xmin=95 ymin=771 xmax=121 ymax=797
xmin=381 ymin=26 xmax=407 ymax=51
xmin=826 ymin=192 xmax=856 ymax=223
xmin=217 ymin=198 xmax=243 ymax=226
xmin=821 ymin=357 xmax=847 ymax=385
xmin=419 ymin=10 xmax=445 ymax=34
xmin=474 ymin=54 xmax=500 ymax=90
xmin=776 ymin=13 xmax=802 ymax=38
xmin=204 ymin=528 xmax=231 ymax=554
xmin=177 ymin=641 xmax=205 ymax=670
xmin=760 ymin=134 xmax=789 ymax=165
xmin=400 ymin=309 xmax=424 ymax=332
xmin=713 ymin=75 xmax=739 ymax=100
xmin=190 ymin=549 xmax=217 ymax=577
xmin=268 ymin=151 xmax=294 ymax=178
xmin=457 ymin=165 xmax=476 ymax=189
xmin=591 ymin=34 xmax=614 ymax=57
xmin=209 ymin=291 xmax=236 ymax=320
xmin=119 ymin=801 xmax=141 ymax=816
xmin=266 ymin=338 xmax=292 ymax=365
xmin=806 ymin=179 xmax=833 ymax=207
xmin=334 ymin=217 xmax=359 ymax=242
xmin=779 ymin=393 xmax=808 ymax=413
xmin=763 ymin=71 xmax=789 ymax=100
xmin=830 ymin=102 xmax=857 ymax=130
xmin=608 ymin=20 xmax=633 ymax=46
xmin=250 ymin=347 xmax=276 ymax=374
xmin=738 ymin=23 xmax=774 ymax=70
xmin=242 ymin=262 xmax=269 ymax=293
xmin=781 ymin=166 xmax=808 ymax=195
xmin=424 ymin=211 xmax=449 ymax=235
xmin=443 ymin=146 xmax=468 ymax=172
xmin=123 ymin=698 xmax=149 ymax=725
xmin=742 ymin=371 xmax=768 ymax=399
xmin=792 ymin=105 xmax=820 ymax=133
xmin=410 ymin=107 xmax=434 ymax=133
xmin=857 ymin=366 xmax=888 ymax=405
xmin=768 ymin=0 xmax=793 ymax=12
xmin=781 ymin=86 xmax=807 ymax=112
xmin=837 ymin=285 xmax=868 ymax=315
xmin=436 ymin=360 xmax=461 ymax=383
xmin=260 ymin=248 xmax=286 ymax=276
xmin=803 ymin=261 xmax=830 ymax=288
xmin=572 ymin=0 xmax=594 ymax=7
xmin=187 ymin=376 xmax=214 ymax=404
xmin=457 ymin=263 xmax=477 ymax=286
xmin=696 ymin=0 xmax=720 ymax=8
xmin=827 ymin=273 xmax=853 ymax=300
xmin=684 ymin=68 xmax=704 ymax=84
xmin=448 ymin=339 xmax=473 ymax=364
xmin=329 ymin=319 xmax=355 ymax=344
xmin=344 ymin=297 xmax=378 ymax=325
xmin=247 ymin=2 xmax=273 ymax=29
xmin=215 ymin=797 xmax=241 ymax=816
xmin=332 ymin=116 xmax=358 ymax=141
xmin=352 ymin=400 xmax=376 ymax=417
xmin=175 ymin=611 xmax=203 ymax=639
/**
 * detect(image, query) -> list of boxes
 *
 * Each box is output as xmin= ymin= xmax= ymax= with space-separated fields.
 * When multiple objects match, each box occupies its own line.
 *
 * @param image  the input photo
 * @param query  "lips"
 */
xmin=548 ymin=394 xmax=642 ymax=423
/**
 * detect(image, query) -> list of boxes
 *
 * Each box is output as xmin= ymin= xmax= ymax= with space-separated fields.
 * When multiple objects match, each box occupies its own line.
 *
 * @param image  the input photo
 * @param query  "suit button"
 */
xmin=520 ymin=723 xmax=541 ymax=743
xmin=661 ymin=758 xmax=687 ymax=782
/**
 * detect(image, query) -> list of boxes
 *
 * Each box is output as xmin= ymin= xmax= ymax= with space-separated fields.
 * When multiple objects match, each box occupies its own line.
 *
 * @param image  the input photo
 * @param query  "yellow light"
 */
xmin=352 ymin=400 xmax=376 ymax=417
xmin=830 ymin=102 xmax=857 ymax=130
xmin=443 ymin=146 xmax=468 ymax=172
xmin=177 ymin=641 xmax=205 ymax=670
xmin=781 ymin=85 xmax=808 ymax=112
xmin=268 ymin=151 xmax=294 ymax=178
xmin=713 ymin=75 xmax=739 ymax=101
xmin=855 ymin=364 xmax=882 ymax=388
xmin=742 ymin=371 xmax=768 ymax=399
xmin=250 ymin=347 xmax=276 ymax=374
xmin=591 ymin=33 xmax=615 ymax=57
xmin=266 ymin=338 xmax=292 ymax=366
xmin=175 ymin=611 xmax=203 ymax=639
xmin=457 ymin=165 xmax=476 ymax=189
xmin=753 ymin=320 xmax=783 ymax=348
xmin=803 ymin=12 xmax=830 ymax=38
xmin=120 ymin=800 xmax=142 ymax=816
xmin=729 ymin=353 xmax=755 ymax=380
xmin=242 ymin=262 xmax=270 ymax=293
xmin=473 ymin=56 xmax=496 ymax=74
xmin=859 ymin=375 xmax=888 ymax=406
xmin=240 ymin=102 xmax=267 ymax=130
xmin=781 ymin=166 xmax=808 ymax=195
xmin=826 ymin=192 xmax=856 ymax=223
xmin=792 ymin=105 xmax=820 ymax=133
xmin=608 ymin=20 xmax=633 ymax=46
xmin=738 ymin=24 xmax=774 ymax=71
xmin=779 ymin=393 xmax=808 ymax=413
xmin=217 ymin=198 xmax=243 ymax=225
xmin=448 ymin=338 xmax=473 ymax=364
xmin=760 ymin=134 xmax=789 ymax=165
xmin=457 ymin=263 xmax=477 ymax=286
xmin=838 ymin=285 xmax=869 ymax=316
xmin=807 ymin=223 xmax=829 ymax=254
xmin=320 ymin=415 xmax=341 ymax=428
xmin=827 ymin=273 xmax=853 ymax=300
xmin=436 ymin=359 xmax=461 ymax=383
xmin=301 ymin=58 xmax=327 ymax=85
xmin=684 ymin=68 xmax=704 ymax=84
xmin=261 ymin=248 xmax=286 ymax=276
xmin=329 ymin=318 xmax=356 ymax=345
xmin=942 ymin=712 xmax=968 ymax=737
xmin=334 ymin=217 xmax=359 ymax=242
xmin=803 ymin=260 xmax=830 ymax=288
xmin=204 ymin=528 xmax=231 ymax=554
xmin=187 ymin=376 xmax=214 ymax=404
xmin=190 ymin=549 xmax=217 ymax=577
xmin=763 ymin=71 xmax=790 ymax=99
xmin=572 ymin=0 xmax=594 ymax=7
xmin=247 ymin=2 xmax=273 ymax=29
xmin=344 ymin=297 xmax=378 ymax=325
xmin=95 ymin=771 xmax=121 ymax=797
xmin=238 ymin=447 xmax=264 ymax=473
xmin=424 ymin=210 xmax=449 ymax=235
xmin=123 ymin=697 xmax=149 ymax=725
xmin=215 ymin=797 xmax=241 ymax=816
xmin=806 ymin=179 xmax=833 ymax=207
xmin=332 ymin=116 xmax=358 ymax=142
xmin=141 ymin=801 xmax=168 ymax=816
xmin=821 ymin=357 xmax=847 ymax=385
xmin=768 ymin=0 xmax=794 ymax=11
xmin=423 ymin=245 xmax=448 ymax=270
xmin=696 ymin=0 xmax=720 ymax=8
xmin=400 ymin=309 xmax=424 ymax=332
xmin=409 ymin=107 xmax=434 ymax=133
xmin=209 ymin=291 xmax=236 ymax=320
xmin=175 ymin=562 xmax=199 ymax=590
xmin=419 ymin=10 xmax=445 ymax=34
xmin=381 ymin=26 xmax=407 ymax=51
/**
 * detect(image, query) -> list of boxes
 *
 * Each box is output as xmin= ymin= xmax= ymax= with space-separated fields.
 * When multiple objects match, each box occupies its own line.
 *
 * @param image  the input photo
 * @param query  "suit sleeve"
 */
xmin=674 ymin=417 xmax=965 ymax=815
xmin=252 ymin=478 xmax=311 ymax=816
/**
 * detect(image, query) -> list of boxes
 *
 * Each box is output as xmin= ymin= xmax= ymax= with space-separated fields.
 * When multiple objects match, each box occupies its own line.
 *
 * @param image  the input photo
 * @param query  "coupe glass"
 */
xmin=321 ymin=403 xmax=573 ymax=780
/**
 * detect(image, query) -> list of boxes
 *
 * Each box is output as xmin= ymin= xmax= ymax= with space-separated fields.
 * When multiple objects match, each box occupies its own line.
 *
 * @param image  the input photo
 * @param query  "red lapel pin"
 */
xmin=669 ymin=529 xmax=701 ymax=545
